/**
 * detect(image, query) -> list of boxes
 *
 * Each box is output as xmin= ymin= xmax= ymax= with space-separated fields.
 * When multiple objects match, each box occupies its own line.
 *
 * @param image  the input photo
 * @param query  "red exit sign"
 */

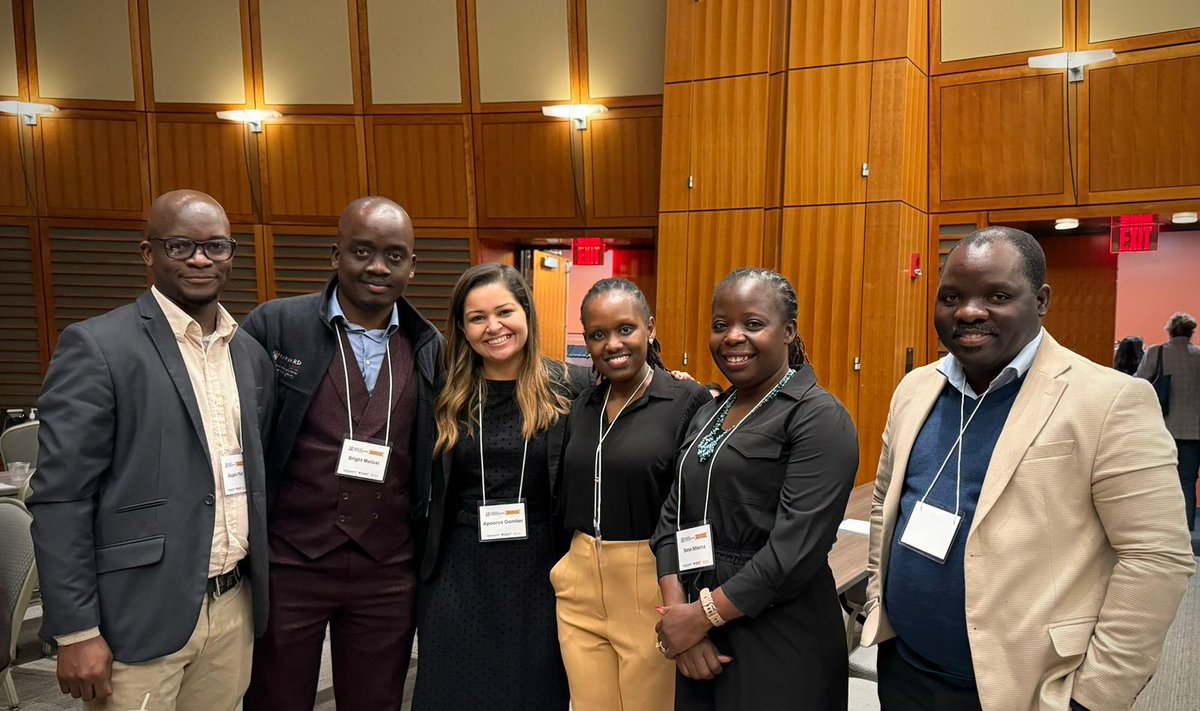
xmin=1110 ymin=214 xmax=1159 ymax=253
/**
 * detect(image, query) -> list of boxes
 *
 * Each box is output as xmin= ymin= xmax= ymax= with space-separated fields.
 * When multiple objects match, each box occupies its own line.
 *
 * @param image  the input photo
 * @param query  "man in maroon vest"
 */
xmin=241 ymin=197 xmax=443 ymax=709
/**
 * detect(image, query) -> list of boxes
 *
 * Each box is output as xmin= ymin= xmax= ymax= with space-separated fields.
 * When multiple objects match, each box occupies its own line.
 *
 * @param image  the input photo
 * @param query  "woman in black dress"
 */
xmin=413 ymin=263 xmax=586 ymax=711
xmin=652 ymin=268 xmax=859 ymax=710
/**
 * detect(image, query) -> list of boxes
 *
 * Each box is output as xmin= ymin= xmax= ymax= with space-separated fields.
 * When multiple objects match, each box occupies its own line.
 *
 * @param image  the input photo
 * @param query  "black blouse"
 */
xmin=651 ymin=364 xmax=858 ymax=617
xmin=560 ymin=369 xmax=711 ymax=541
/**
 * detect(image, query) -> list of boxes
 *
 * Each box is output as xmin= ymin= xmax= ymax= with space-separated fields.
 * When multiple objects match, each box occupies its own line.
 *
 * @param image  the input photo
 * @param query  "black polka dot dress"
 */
xmin=413 ymin=379 xmax=569 ymax=710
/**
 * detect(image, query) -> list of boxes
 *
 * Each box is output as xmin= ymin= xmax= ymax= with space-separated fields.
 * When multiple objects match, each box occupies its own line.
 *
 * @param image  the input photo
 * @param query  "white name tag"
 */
xmin=899 ymin=501 xmax=962 ymax=563
xmin=336 ymin=438 xmax=391 ymax=483
xmin=478 ymin=500 xmax=528 ymax=542
xmin=221 ymin=451 xmax=246 ymax=496
xmin=676 ymin=523 xmax=715 ymax=572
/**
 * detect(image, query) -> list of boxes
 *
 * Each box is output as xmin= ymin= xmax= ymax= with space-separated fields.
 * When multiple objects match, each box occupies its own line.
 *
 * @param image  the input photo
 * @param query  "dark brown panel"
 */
xmin=1039 ymin=233 xmax=1118 ymax=367
xmin=586 ymin=110 xmax=662 ymax=223
xmin=0 ymin=224 xmax=44 ymax=405
xmin=266 ymin=227 xmax=336 ymax=298
xmin=150 ymin=116 xmax=256 ymax=222
xmin=0 ymin=117 xmax=31 ymax=214
xmin=262 ymin=119 xmax=367 ymax=223
xmin=475 ymin=116 xmax=579 ymax=225
xmin=45 ymin=225 xmax=148 ymax=336
xmin=36 ymin=112 xmax=150 ymax=218
xmin=410 ymin=227 xmax=472 ymax=330
xmin=368 ymin=116 xmax=473 ymax=226
xmin=223 ymin=228 xmax=261 ymax=322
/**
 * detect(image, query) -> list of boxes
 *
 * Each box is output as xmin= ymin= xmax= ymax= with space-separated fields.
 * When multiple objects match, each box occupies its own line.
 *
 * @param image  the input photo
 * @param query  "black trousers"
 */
xmin=877 ymin=640 xmax=982 ymax=711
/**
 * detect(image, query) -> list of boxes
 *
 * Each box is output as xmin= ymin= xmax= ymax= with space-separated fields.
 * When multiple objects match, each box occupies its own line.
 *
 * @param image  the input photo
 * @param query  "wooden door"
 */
xmin=530 ymin=249 xmax=569 ymax=361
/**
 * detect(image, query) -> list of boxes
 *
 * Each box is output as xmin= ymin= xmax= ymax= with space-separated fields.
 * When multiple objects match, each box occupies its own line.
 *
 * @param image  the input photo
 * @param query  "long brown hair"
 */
xmin=434 ymin=263 xmax=571 ymax=456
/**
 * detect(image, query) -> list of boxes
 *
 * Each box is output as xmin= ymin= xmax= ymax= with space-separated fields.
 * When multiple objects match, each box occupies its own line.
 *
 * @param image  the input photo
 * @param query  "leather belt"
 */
xmin=207 ymin=566 xmax=242 ymax=598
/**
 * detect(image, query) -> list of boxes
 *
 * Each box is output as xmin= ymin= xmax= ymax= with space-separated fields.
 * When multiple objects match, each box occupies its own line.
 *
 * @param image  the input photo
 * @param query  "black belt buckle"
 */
xmin=207 ymin=566 xmax=242 ymax=599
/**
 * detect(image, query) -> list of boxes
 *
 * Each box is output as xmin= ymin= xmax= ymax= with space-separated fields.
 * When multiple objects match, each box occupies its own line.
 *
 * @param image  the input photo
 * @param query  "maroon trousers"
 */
xmin=243 ymin=533 xmax=417 ymax=710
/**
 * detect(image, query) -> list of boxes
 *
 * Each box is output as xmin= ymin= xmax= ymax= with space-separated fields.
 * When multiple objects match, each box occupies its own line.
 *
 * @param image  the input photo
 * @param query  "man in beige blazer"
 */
xmin=862 ymin=226 xmax=1194 ymax=711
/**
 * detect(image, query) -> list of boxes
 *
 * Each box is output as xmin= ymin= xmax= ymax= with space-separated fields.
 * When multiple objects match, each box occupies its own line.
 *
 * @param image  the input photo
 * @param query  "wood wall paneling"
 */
xmin=654 ymin=211 xmax=688 ymax=370
xmin=367 ymin=116 xmax=474 ymax=226
xmin=690 ymin=75 xmax=769 ymax=210
xmin=0 ymin=222 xmax=45 ymax=405
xmin=788 ymin=0 xmax=874 ymax=69
xmin=265 ymin=226 xmax=335 ymax=299
xmin=475 ymin=115 xmax=579 ymax=226
xmin=585 ymin=109 xmax=662 ymax=224
xmin=1039 ymin=233 xmax=1118 ymax=366
xmin=409 ymin=227 xmax=472 ymax=329
xmin=144 ymin=0 xmax=248 ymax=107
xmin=149 ymin=115 xmax=256 ymax=222
xmin=859 ymin=201 xmax=927 ymax=483
xmin=363 ymin=0 xmax=466 ymax=108
xmin=658 ymin=82 xmax=692 ymax=212
xmin=35 ymin=112 xmax=149 ymax=218
xmin=784 ymin=64 xmax=872 ymax=206
xmin=1082 ymin=49 xmax=1200 ymax=202
xmin=867 ymin=59 xmax=928 ymax=210
xmin=779 ymin=205 xmax=865 ymax=418
xmin=44 ymin=223 xmax=148 ymax=338
xmin=254 ymin=0 xmax=359 ymax=109
xmin=28 ymin=0 xmax=140 ymax=105
xmin=933 ymin=70 xmax=1071 ymax=211
xmin=663 ymin=0 xmax=698 ymax=84
xmin=0 ymin=115 xmax=30 ymax=214
xmin=261 ymin=118 xmax=367 ymax=223
xmin=874 ymin=0 xmax=928 ymax=72
xmin=692 ymin=0 xmax=775 ymax=81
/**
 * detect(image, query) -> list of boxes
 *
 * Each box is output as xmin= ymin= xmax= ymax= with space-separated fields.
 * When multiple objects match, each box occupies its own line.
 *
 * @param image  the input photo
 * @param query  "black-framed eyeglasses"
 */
xmin=148 ymin=236 xmax=238 ymax=262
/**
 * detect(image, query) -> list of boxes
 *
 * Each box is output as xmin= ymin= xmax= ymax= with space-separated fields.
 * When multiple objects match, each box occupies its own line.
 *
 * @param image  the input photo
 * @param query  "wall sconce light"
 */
xmin=1171 ymin=212 xmax=1198 ymax=225
xmin=0 ymin=101 xmax=59 ymax=125
xmin=1054 ymin=218 xmax=1079 ymax=231
xmin=1028 ymin=49 xmax=1116 ymax=82
xmin=216 ymin=109 xmax=282 ymax=134
xmin=541 ymin=103 xmax=608 ymax=130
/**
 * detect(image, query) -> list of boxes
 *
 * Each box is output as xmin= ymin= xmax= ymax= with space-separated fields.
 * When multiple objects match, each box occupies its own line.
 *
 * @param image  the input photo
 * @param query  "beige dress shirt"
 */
xmin=57 ymin=288 xmax=248 ymax=646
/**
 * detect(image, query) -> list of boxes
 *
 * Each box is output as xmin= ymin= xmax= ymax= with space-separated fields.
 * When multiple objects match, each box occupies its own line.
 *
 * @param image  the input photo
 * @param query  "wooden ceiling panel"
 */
xmin=262 ymin=119 xmax=367 ymax=223
xmin=368 ymin=116 xmax=473 ymax=226
xmin=36 ymin=112 xmax=149 ymax=218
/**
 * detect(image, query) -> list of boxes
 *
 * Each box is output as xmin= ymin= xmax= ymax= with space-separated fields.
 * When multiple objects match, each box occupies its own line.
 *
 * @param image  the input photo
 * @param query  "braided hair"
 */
xmin=712 ymin=268 xmax=808 ymax=368
xmin=580 ymin=277 xmax=667 ymax=371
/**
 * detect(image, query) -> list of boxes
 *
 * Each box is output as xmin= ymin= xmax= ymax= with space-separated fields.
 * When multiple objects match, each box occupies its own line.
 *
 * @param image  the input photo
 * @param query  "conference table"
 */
xmin=831 ymin=481 xmax=874 ymax=594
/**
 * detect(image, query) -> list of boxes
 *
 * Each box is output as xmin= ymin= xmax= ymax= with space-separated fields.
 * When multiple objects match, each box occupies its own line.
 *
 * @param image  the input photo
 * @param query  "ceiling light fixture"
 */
xmin=1028 ymin=49 xmax=1116 ymax=82
xmin=1054 ymin=218 xmax=1079 ymax=231
xmin=215 ymin=109 xmax=282 ymax=133
xmin=1171 ymin=211 xmax=1198 ymax=225
xmin=541 ymin=103 xmax=608 ymax=130
xmin=0 ymin=101 xmax=59 ymax=126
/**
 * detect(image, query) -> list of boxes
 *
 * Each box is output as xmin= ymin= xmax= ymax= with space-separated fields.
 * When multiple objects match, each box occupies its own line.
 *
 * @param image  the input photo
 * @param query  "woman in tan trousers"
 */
xmin=554 ymin=278 xmax=711 ymax=710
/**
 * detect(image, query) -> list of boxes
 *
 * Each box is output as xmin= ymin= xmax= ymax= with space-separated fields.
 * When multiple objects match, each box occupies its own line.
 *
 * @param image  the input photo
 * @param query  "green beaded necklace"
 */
xmin=696 ymin=368 xmax=796 ymax=462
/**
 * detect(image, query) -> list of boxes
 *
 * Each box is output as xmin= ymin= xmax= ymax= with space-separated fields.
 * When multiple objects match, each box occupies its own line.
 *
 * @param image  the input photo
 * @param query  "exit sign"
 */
xmin=1110 ymin=214 xmax=1159 ymax=253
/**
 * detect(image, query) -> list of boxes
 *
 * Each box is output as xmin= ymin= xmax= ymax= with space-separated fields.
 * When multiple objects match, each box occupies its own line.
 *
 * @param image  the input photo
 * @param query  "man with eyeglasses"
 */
xmin=29 ymin=189 xmax=275 ymax=709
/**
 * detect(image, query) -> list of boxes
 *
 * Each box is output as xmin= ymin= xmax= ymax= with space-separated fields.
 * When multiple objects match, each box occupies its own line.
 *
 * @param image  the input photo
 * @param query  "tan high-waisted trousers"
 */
xmin=552 ymin=531 xmax=675 ymax=711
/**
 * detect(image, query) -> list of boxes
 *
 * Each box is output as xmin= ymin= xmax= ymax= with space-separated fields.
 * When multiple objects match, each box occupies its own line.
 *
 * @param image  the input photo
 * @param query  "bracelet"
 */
xmin=699 ymin=587 xmax=726 ymax=627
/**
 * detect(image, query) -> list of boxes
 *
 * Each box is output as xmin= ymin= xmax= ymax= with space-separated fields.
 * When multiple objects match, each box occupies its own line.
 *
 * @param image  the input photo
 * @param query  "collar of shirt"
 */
xmin=326 ymin=286 xmax=399 ymax=342
xmin=936 ymin=327 xmax=1044 ymax=399
xmin=586 ymin=366 xmax=675 ymax=406
xmin=151 ymin=285 xmax=237 ymax=345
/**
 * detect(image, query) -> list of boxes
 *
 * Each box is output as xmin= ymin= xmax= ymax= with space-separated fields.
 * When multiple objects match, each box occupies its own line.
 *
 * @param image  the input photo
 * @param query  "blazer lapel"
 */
xmin=138 ymin=292 xmax=210 ymax=464
xmin=230 ymin=338 xmax=262 ymax=494
xmin=970 ymin=336 xmax=1071 ymax=532
xmin=881 ymin=367 xmax=945 ymax=540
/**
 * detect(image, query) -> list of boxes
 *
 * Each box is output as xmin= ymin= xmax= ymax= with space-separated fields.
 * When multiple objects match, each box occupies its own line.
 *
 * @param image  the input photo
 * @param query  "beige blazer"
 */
xmin=862 ymin=333 xmax=1194 ymax=711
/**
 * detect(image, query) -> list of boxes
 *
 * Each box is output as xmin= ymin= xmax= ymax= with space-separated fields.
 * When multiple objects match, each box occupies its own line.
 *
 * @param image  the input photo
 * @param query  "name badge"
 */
xmin=478 ymin=499 xmax=528 ymax=542
xmin=336 ymin=437 xmax=391 ymax=483
xmin=676 ymin=523 xmax=715 ymax=572
xmin=221 ymin=450 xmax=246 ymax=496
xmin=899 ymin=501 xmax=962 ymax=563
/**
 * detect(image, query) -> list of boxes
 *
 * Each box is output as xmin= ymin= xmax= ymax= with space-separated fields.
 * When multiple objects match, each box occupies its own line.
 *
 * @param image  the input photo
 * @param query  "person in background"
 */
xmin=30 ymin=190 xmax=274 ymax=708
xmin=1112 ymin=336 xmax=1144 ymax=376
xmin=413 ymin=263 xmax=588 ymax=711
xmin=1136 ymin=312 xmax=1200 ymax=533
xmin=701 ymin=382 xmax=724 ymax=399
xmin=653 ymin=268 xmax=858 ymax=710
xmin=241 ymin=197 xmax=440 ymax=709
xmin=863 ymin=227 xmax=1194 ymax=711
xmin=555 ymin=278 xmax=711 ymax=710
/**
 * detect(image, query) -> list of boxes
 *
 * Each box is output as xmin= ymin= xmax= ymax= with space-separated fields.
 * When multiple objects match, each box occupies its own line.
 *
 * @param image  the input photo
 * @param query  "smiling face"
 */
xmin=935 ymin=240 xmax=1050 ymax=390
xmin=582 ymin=291 xmax=654 ymax=386
xmin=462 ymin=281 xmax=529 ymax=374
xmin=140 ymin=198 xmax=232 ymax=313
xmin=331 ymin=203 xmax=416 ymax=324
xmin=709 ymin=279 xmax=796 ymax=393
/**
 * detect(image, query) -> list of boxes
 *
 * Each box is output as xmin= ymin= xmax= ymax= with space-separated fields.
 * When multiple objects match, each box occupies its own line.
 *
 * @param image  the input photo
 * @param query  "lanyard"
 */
xmin=335 ymin=325 xmax=393 ymax=444
xmin=478 ymin=383 xmax=528 ymax=505
xmin=675 ymin=369 xmax=794 ymax=531
xmin=593 ymin=366 xmax=655 ymax=538
xmin=918 ymin=388 xmax=988 ymax=517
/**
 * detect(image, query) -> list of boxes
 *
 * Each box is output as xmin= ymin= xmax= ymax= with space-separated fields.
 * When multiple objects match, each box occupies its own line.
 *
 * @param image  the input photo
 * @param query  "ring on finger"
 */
xmin=656 ymin=639 xmax=668 ymax=655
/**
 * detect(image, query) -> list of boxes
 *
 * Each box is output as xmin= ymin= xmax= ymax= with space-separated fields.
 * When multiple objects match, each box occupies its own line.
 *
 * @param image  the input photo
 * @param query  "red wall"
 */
xmin=1114 ymin=230 xmax=1200 ymax=349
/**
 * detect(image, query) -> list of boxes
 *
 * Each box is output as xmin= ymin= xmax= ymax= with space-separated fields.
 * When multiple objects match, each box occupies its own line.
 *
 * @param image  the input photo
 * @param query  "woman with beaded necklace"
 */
xmin=651 ymin=268 xmax=859 ymax=710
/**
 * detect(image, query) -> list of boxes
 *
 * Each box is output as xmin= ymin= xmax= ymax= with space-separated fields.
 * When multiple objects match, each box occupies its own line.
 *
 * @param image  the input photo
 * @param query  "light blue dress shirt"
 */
xmin=326 ymin=287 xmax=400 ymax=393
xmin=936 ymin=327 xmax=1044 ymax=398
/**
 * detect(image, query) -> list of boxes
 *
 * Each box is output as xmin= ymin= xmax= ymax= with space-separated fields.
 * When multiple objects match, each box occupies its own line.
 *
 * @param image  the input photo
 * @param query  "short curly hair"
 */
xmin=1166 ymin=312 xmax=1197 ymax=339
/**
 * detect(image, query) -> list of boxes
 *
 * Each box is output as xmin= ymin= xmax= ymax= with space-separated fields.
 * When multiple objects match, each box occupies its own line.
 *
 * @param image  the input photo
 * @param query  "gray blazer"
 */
xmin=1136 ymin=337 xmax=1200 ymax=440
xmin=28 ymin=290 xmax=275 ymax=663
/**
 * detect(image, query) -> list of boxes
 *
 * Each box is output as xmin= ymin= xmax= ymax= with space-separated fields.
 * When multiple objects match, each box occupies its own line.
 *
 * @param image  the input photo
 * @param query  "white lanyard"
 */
xmin=593 ymin=366 xmax=655 ymax=538
xmin=675 ymin=369 xmax=794 ymax=531
xmin=335 ymin=325 xmax=393 ymax=443
xmin=478 ymin=383 xmax=528 ymax=505
xmin=918 ymin=388 xmax=988 ymax=516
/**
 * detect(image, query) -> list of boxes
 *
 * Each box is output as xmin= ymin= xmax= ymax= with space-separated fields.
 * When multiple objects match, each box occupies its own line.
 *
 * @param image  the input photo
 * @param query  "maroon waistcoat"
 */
xmin=272 ymin=329 xmax=417 ymax=562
